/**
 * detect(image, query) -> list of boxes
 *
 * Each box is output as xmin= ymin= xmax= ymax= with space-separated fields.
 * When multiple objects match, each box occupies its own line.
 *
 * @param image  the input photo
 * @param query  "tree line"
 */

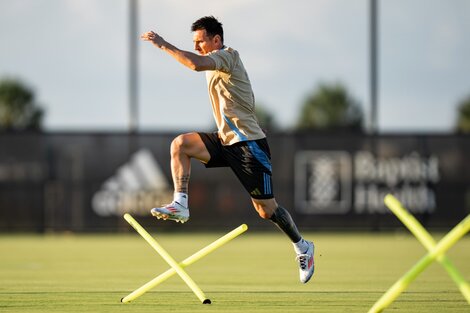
xmin=1 ymin=78 xmax=470 ymax=133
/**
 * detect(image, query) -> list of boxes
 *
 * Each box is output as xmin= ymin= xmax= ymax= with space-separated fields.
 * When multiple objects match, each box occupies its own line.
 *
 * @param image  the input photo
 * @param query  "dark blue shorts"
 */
xmin=198 ymin=132 xmax=274 ymax=199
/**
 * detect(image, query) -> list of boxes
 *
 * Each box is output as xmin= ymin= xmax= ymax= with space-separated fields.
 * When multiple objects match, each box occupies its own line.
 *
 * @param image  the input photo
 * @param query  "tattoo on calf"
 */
xmin=175 ymin=175 xmax=190 ymax=193
xmin=269 ymin=206 xmax=302 ymax=243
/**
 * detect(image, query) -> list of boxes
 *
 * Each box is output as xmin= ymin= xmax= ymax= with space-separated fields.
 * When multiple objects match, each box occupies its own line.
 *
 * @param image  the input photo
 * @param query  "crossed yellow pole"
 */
xmin=121 ymin=213 xmax=248 ymax=304
xmin=368 ymin=194 xmax=470 ymax=313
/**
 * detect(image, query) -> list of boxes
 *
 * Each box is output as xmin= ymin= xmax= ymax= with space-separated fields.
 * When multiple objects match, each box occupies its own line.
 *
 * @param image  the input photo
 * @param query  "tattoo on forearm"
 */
xmin=175 ymin=175 xmax=190 ymax=193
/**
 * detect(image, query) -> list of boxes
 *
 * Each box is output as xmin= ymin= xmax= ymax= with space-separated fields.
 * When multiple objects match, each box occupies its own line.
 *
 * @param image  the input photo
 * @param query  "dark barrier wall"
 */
xmin=0 ymin=132 xmax=468 ymax=232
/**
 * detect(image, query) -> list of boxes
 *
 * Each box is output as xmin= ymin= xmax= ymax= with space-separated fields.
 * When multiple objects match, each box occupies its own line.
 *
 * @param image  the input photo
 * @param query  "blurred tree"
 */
xmin=0 ymin=79 xmax=44 ymax=131
xmin=456 ymin=95 xmax=470 ymax=133
xmin=255 ymin=103 xmax=278 ymax=132
xmin=296 ymin=83 xmax=364 ymax=131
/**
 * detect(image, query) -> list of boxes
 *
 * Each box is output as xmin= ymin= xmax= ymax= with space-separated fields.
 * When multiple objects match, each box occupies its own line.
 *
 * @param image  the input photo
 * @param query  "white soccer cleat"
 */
xmin=150 ymin=202 xmax=190 ymax=223
xmin=296 ymin=241 xmax=315 ymax=284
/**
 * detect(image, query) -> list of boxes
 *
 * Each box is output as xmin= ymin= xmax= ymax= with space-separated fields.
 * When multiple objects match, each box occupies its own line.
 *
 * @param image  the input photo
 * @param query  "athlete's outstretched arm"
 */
xmin=141 ymin=31 xmax=215 ymax=72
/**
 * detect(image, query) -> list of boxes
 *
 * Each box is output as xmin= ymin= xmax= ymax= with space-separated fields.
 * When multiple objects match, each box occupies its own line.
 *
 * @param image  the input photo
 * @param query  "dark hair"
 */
xmin=191 ymin=16 xmax=224 ymax=44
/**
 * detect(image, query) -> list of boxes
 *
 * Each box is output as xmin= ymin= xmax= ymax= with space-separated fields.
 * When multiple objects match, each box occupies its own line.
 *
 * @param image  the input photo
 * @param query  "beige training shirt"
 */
xmin=206 ymin=47 xmax=266 ymax=145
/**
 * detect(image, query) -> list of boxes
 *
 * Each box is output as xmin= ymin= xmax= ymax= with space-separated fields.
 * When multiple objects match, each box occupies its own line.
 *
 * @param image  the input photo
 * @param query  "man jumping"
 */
xmin=141 ymin=16 xmax=314 ymax=283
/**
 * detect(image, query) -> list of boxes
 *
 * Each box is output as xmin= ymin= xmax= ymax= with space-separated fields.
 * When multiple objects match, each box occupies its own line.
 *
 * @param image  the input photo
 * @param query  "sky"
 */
xmin=1 ymin=0 xmax=469 ymax=133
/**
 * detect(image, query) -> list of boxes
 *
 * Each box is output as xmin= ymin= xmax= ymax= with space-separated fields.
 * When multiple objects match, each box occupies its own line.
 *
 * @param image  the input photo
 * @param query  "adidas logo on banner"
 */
xmin=92 ymin=149 xmax=173 ymax=216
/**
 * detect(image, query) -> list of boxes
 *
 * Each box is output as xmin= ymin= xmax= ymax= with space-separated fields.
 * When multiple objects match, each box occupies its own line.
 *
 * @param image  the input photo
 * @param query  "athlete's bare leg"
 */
xmin=170 ymin=132 xmax=210 ymax=193
xmin=251 ymin=198 xmax=277 ymax=219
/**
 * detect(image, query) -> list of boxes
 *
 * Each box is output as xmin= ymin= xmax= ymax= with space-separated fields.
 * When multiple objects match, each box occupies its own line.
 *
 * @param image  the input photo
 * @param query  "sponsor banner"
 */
xmin=92 ymin=149 xmax=172 ymax=216
xmin=0 ymin=133 xmax=468 ymax=231
xmin=295 ymin=150 xmax=440 ymax=215
xmin=295 ymin=151 xmax=352 ymax=214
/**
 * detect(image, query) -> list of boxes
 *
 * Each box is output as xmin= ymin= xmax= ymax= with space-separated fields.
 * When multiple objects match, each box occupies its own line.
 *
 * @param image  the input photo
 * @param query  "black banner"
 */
xmin=0 ymin=132 xmax=468 ymax=231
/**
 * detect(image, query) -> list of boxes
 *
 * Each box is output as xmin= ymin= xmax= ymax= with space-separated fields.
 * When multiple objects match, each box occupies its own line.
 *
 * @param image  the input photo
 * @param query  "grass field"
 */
xmin=1 ymin=227 xmax=470 ymax=313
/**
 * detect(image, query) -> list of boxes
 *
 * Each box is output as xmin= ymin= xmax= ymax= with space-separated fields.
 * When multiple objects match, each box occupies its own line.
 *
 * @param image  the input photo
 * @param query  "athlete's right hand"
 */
xmin=140 ymin=31 xmax=165 ymax=48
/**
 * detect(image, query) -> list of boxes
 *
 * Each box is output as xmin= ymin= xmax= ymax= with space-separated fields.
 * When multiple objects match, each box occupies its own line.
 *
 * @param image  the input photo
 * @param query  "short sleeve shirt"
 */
xmin=206 ymin=47 xmax=266 ymax=145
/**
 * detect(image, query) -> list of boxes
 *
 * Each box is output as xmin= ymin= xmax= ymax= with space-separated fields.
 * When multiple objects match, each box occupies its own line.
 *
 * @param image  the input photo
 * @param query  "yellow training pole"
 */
xmin=123 ymin=213 xmax=210 ymax=304
xmin=384 ymin=194 xmax=470 ymax=304
xmin=368 ymin=213 xmax=470 ymax=313
xmin=121 ymin=223 xmax=248 ymax=303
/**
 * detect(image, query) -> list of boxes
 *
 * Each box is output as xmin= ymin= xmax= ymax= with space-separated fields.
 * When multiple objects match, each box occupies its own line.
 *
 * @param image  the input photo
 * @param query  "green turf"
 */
xmin=1 ymin=229 xmax=469 ymax=312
